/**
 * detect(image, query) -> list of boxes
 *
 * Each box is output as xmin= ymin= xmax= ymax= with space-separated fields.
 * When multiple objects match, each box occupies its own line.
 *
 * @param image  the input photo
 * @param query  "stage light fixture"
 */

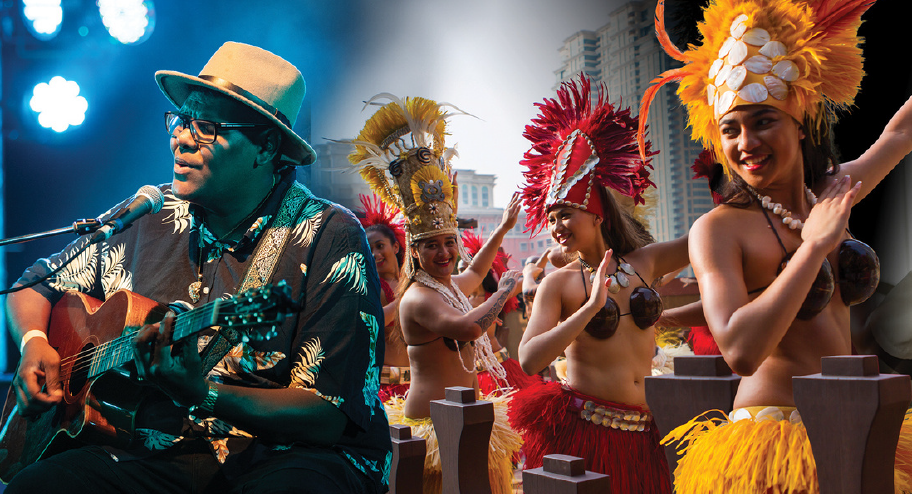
xmin=97 ymin=0 xmax=155 ymax=45
xmin=29 ymin=76 xmax=88 ymax=133
xmin=21 ymin=0 xmax=63 ymax=40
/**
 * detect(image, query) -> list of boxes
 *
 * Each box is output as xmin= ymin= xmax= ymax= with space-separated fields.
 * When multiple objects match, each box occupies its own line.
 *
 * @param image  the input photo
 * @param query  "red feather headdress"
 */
xmin=691 ymin=149 xmax=725 ymax=205
xmin=357 ymin=193 xmax=406 ymax=251
xmin=520 ymin=74 xmax=657 ymax=234
xmin=461 ymin=229 xmax=518 ymax=314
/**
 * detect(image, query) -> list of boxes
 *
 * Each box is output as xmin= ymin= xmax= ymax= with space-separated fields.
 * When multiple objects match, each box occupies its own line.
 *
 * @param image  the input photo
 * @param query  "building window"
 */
xmin=472 ymin=186 xmax=478 ymax=206
xmin=462 ymin=185 xmax=468 ymax=205
xmin=521 ymin=243 xmax=528 ymax=251
xmin=481 ymin=186 xmax=489 ymax=207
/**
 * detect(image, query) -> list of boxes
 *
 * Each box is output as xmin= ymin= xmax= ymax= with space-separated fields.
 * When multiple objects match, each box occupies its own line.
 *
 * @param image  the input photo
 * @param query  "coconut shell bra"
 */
xmin=749 ymin=207 xmax=880 ymax=320
xmin=580 ymin=255 xmax=664 ymax=339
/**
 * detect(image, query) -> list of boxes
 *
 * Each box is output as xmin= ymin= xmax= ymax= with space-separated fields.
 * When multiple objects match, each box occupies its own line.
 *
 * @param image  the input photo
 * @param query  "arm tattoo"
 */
xmin=475 ymin=278 xmax=516 ymax=329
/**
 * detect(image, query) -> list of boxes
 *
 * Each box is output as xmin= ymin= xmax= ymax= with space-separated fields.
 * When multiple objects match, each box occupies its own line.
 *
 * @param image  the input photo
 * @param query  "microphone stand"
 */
xmin=0 ymin=219 xmax=102 ymax=247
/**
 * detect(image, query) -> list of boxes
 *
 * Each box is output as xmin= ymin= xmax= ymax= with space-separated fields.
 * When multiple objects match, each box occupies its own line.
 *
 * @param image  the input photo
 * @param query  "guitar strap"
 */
xmin=199 ymin=182 xmax=310 ymax=375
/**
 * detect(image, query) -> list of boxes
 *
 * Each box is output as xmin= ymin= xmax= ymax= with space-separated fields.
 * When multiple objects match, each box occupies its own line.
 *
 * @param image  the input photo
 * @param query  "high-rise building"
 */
xmin=554 ymin=0 xmax=712 ymax=245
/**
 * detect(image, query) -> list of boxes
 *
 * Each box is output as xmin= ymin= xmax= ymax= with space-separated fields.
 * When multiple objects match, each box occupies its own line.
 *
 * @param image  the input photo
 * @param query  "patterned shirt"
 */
xmin=17 ymin=173 xmax=392 ymax=492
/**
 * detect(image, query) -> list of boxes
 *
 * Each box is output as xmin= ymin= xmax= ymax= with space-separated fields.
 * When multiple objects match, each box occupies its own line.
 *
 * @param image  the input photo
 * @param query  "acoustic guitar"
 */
xmin=0 ymin=283 xmax=297 ymax=483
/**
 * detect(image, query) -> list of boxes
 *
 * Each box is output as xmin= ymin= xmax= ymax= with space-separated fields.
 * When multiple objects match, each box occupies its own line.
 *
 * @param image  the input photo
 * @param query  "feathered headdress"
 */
xmin=691 ymin=149 xmax=725 ymax=205
xmin=357 ymin=193 xmax=406 ymax=251
xmin=460 ymin=229 xmax=519 ymax=314
xmin=520 ymin=74 xmax=657 ymax=234
xmin=638 ymin=0 xmax=874 ymax=173
xmin=342 ymin=94 xmax=473 ymax=277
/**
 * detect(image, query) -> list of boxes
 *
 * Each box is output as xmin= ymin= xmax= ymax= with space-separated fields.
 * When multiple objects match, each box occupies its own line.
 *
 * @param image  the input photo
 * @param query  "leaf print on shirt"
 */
xmin=360 ymin=312 xmax=382 ymax=414
xmin=197 ymin=335 xmax=286 ymax=385
xmin=289 ymin=337 xmax=324 ymax=389
xmin=161 ymin=192 xmax=192 ymax=234
xmin=136 ymin=428 xmax=182 ymax=450
xmin=100 ymin=243 xmax=133 ymax=296
xmin=322 ymin=252 xmax=368 ymax=295
xmin=46 ymin=241 xmax=98 ymax=294
xmin=291 ymin=201 xmax=326 ymax=248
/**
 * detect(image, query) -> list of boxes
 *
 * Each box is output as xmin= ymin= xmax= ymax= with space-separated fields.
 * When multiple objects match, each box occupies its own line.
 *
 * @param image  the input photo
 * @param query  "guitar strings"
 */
xmin=55 ymin=306 xmax=276 ymax=381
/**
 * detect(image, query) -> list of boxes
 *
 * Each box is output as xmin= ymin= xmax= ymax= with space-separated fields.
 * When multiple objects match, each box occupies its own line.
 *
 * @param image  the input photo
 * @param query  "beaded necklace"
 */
xmin=745 ymin=185 xmax=818 ymax=231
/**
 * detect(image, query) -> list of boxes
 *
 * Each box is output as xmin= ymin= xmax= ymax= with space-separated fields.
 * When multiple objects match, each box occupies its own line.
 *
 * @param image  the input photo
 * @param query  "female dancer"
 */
xmin=460 ymin=229 xmax=543 ymax=396
xmin=356 ymin=194 xmax=411 ymax=402
xmin=509 ymin=75 xmax=687 ymax=494
xmin=344 ymin=94 xmax=523 ymax=494
xmin=638 ymin=0 xmax=912 ymax=491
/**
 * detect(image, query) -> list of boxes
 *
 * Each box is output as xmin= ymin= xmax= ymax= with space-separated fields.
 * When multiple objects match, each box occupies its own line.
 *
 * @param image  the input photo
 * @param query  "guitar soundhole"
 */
xmin=65 ymin=342 xmax=95 ymax=396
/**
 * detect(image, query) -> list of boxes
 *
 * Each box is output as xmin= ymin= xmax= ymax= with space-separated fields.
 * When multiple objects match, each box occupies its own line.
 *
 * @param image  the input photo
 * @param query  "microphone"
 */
xmin=90 ymin=185 xmax=165 ymax=244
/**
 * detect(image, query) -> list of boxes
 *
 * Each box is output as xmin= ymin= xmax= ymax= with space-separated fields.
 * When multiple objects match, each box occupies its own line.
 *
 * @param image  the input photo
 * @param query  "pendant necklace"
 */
xmin=578 ymin=254 xmax=636 ymax=294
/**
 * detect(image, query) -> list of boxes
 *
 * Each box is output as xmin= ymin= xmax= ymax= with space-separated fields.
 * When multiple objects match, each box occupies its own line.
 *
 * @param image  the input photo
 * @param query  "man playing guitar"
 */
xmin=3 ymin=42 xmax=391 ymax=494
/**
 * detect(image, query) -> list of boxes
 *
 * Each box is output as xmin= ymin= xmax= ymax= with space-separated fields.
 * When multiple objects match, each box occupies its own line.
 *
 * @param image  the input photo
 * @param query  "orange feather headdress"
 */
xmin=638 ymin=0 xmax=874 ymax=173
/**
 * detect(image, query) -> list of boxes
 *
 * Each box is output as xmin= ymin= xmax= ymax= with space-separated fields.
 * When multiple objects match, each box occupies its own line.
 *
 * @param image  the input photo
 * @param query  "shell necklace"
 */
xmin=413 ymin=270 xmax=507 ymax=381
xmin=746 ymin=185 xmax=818 ymax=231
xmin=578 ymin=254 xmax=636 ymax=294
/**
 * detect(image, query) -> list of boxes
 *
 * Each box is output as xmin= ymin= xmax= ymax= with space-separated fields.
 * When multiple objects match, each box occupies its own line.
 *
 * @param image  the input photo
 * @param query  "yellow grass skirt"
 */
xmin=663 ymin=406 xmax=912 ymax=494
xmin=384 ymin=393 xmax=523 ymax=494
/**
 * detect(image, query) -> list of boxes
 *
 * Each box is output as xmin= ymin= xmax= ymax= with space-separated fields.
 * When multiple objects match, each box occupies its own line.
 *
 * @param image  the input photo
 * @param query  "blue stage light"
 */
xmin=29 ymin=76 xmax=88 ymax=133
xmin=22 ymin=0 xmax=63 ymax=40
xmin=97 ymin=0 xmax=155 ymax=45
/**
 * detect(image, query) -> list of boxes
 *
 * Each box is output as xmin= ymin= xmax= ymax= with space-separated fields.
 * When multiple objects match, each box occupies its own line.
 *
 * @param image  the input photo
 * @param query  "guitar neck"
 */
xmin=88 ymin=301 xmax=222 ymax=379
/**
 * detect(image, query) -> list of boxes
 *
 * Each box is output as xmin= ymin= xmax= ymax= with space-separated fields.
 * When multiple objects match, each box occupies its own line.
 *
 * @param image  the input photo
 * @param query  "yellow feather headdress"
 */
xmin=340 ymin=94 xmax=472 ymax=277
xmin=638 ymin=0 xmax=874 ymax=173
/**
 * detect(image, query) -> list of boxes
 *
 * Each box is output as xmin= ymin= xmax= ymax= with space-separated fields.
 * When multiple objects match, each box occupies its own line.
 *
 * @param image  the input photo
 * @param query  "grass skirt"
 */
xmin=478 ymin=357 xmax=544 ymax=396
xmin=384 ymin=393 xmax=522 ymax=494
xmin=508 ymin=380 xmax=672 ymax=493
xmin=663 ymin=406 xmax=912 ymax=494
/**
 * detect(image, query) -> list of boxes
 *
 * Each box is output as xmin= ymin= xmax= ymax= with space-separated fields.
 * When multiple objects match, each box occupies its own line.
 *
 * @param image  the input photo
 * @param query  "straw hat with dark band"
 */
xmin=155 ymin=41 xmax=316 ymax=166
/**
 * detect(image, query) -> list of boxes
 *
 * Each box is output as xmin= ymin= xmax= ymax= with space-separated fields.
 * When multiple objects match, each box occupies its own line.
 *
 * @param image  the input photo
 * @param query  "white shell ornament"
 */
xmin=717 ymin=90 xmax=737 ymax=115
xmin=755 ymin=406 xmax=786 ymax=422
xmin=727 ymin=40 xmax=748 ymax=65
xmin=739 ymin=82 xmax=769 ymax=103
xmin=759 ymin=41 xmax=788 ymax=59
xmin=708 ymin=58 xmax=724 ymax=78
xmin=764 ymin=76 xmax=789 ymax=100
xmin=707 ymin=84 xmax=717 ymax=105
xmin=726 ymin=66 xmax=747 ymax=91
xmin=731 ymin=408 xmax=753 ymax=422
xmin=718 ymin=37 xmax=736 ymax=58
xmin=744 ymin=55 xmax=773 ymax=74
xmin=730 ymin=14 xmax=749 ymax=38
xmin=772 ymin=60 xmax=800 ymax=82
xmin=715 ymin=64 xmax=734 ymax=87
xmin=742 ymin=28 xmax=771 ymax=46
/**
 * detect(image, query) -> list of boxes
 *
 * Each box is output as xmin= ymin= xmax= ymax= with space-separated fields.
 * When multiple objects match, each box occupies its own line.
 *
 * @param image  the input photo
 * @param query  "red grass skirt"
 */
xmin=508 ymin=381 xmax=672 ymax=494
xmin=379 ymin=383 xmax=410 ymax=403
xmin=478 ymin=357 xmax=544 ymax=396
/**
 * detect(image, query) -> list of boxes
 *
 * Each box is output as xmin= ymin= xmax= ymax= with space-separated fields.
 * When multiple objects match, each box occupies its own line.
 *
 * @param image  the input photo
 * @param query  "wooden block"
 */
xmin=821 ymin=355 xmax=879 ymax=377
xmin=523 ymin=454 xmax=611 ymax=494
xmin=674 ymin=355 xmax=735 ymax=377
xmin=431 ymin=386 xmax=495 ymax=494
xmin=794 ymin=355 xmax=911 ymax=494
xmin=389 ymin=424 xmax=426 ymax=494
xmin=645 ymin=355 xmax=741 ymax=481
